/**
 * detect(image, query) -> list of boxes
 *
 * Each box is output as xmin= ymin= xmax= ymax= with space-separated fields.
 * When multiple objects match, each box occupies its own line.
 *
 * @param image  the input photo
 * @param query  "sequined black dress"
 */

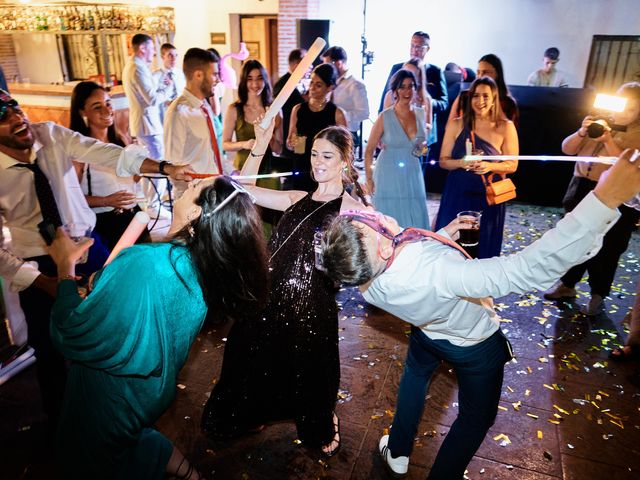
xmin=201 ymin=193 xmax=342 ymax=447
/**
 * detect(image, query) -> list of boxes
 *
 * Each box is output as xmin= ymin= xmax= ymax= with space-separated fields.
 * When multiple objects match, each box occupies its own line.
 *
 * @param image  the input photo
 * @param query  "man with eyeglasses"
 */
xmin=0 ymin=89 xmax=192 ymax=435
xmin=318 ymin=149 xmax=640 ymax=479
xmin=378 ymin=31 xmax=448 ymax=153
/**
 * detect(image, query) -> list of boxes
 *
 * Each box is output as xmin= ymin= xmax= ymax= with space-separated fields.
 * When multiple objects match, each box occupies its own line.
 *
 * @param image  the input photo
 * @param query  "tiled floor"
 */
xmin=1 ymin=200 xmax=640 ymax=479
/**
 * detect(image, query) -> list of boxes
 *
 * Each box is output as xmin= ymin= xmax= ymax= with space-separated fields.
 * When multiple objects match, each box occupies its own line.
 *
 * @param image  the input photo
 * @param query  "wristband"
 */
xmin=250 ymin=151 xmax=266 ymax=158
xmin=158 ymin=160 xmax=171 ymax=175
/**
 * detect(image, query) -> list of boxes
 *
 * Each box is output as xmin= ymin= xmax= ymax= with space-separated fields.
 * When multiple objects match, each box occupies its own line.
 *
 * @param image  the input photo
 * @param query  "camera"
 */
xmin=587 ymin=117 xmax=627 ymax=138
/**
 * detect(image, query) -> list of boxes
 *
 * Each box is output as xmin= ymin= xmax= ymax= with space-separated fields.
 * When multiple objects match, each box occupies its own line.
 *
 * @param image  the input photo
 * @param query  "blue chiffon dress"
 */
xmin=373 ymin=107 xmax=429 ymax=230
xmin=435 ymin=128 xmax=506 ymax=258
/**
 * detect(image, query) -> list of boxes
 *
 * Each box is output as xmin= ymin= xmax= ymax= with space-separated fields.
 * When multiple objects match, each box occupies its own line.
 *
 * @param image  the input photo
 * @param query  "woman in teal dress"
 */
xmin=366 ymin=68 xmax=431 ymax=230
xmin=48 ymin=175 xmax=269 ymax=480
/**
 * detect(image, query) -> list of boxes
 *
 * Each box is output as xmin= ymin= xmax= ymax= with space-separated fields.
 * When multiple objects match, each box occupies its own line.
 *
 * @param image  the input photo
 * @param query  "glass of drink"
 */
xmin=63 ymin=222 xmax=92 ymax=264
xmin=294 ymin=135 xmax=307 ymax=154
xmin=456 ymin=211 xmax=481 ymax=247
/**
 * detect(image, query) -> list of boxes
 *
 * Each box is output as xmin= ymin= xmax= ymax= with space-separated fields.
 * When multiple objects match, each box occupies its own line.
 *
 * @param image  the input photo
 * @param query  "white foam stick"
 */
xmin=259 ymin=37 xmax=327 ymax=129
xmin=464 ymin=155 xmax=618 ymax=165
xmin=103 ymin=211 xmax=150 ymax=266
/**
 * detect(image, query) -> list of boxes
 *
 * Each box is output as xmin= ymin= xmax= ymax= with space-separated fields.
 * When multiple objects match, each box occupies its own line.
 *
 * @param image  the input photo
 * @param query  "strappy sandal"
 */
xmin=609 ymin=345 xmax=639 ymax=361
xmin=321 ymin=413 xmax=341 ymax=458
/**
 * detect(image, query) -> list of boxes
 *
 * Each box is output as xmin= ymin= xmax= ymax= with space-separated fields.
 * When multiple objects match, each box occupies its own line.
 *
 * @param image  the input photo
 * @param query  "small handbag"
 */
xmin=469 ymin=131 xmax=517 ymax=206
xmin=484 ymin=173 xmax=517 ymax=205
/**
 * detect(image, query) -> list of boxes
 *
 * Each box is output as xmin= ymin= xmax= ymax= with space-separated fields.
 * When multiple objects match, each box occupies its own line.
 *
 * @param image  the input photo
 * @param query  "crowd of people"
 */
xmin=1 ymin=28 xmax=640 ymax=480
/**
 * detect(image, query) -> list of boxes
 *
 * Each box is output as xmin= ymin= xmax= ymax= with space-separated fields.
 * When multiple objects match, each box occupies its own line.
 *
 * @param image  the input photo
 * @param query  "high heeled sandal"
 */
xmin=321 ymin=413 xmax=341 ymax=458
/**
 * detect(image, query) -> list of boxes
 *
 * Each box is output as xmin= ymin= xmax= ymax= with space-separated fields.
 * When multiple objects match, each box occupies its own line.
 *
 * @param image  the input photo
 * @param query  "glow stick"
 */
xmin=189 ymin=171 xmax=294 ymax=180
xmin=259 ymin=37 xmax=326 ymax=129
xmin=464 ymin=155 xmax=618 ymax=165
xmin=103 ymin=211 xmax=150 ymax=266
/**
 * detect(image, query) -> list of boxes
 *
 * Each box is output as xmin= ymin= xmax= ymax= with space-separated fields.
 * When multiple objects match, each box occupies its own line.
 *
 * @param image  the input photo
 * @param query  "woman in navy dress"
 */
xmin=435 ymin=77 xmax=519 ymax=258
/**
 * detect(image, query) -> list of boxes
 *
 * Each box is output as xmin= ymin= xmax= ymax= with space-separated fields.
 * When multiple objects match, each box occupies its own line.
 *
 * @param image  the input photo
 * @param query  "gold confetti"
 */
xmin=609 ymin=419 xmax=624 ymax=429
xmin=553 ymin=405 xmax=570 ymax=415
xmin=177 ymin=384 xmax=186 ymax=390
xmin=537 ymin=430 xmax=544 ymax=439
xmin=507 ymin=386 xmax=514 ymax=393
xmin=512 ymin=401 xmax=522 ymax=411
xmin=527 ymin=413 xmax=539 ymax=419
xmin=525 ymin=389 xmax=531 ymax=396
xmin=543 ymin=384 xmax=554 ymax=390
xmin=598 ymin=390 xmax=610 ymax=397
xmin=498 ymin=405 xmax=508 ymax=411
xmin=548 ymin=419 xmax=560 ymax=425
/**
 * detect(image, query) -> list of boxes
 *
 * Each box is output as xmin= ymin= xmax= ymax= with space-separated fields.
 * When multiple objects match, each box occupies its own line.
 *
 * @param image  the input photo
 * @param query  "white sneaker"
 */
xmin=379 ymin=434 xmax=409 ymax=477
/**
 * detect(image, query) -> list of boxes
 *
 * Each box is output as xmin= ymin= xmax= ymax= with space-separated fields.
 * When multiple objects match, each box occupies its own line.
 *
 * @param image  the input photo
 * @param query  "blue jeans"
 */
xmin=388 ymin=327 xmax=512 ymax=480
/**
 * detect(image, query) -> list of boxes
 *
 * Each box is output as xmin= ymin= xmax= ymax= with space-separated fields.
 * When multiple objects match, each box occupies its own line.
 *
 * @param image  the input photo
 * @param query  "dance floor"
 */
xmin=2 ymin=199 xmax=639 ymax=479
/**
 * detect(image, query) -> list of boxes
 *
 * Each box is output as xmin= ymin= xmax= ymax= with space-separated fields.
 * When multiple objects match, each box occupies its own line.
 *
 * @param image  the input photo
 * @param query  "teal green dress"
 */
xmin=50 ymin=243 xmax=207 ymax=480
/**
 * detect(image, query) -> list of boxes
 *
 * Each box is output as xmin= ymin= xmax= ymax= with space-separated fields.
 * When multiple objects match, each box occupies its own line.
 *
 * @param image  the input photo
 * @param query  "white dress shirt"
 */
xmin=332 ymin=71 xmax=370 ymax=132
xmin=79 ymin=163 xmax=141 ymax=214
xmin=0 ymin=122 xmax=148 ymax=291
xmin=122 ymin=55 xmax=171 ymax=137
xmin=153 ymin=66 xmax=186 ymax=124
xmin=363 ymin=192 xmax=618 ymax=346
xmin=163 ymin=88 xmax=232 ymax=197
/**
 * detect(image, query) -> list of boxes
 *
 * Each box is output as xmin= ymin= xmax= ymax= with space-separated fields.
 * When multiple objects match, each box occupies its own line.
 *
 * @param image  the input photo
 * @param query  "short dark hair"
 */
xmin=544 ymin=47 xmax=560 ymax=61
xmin=288 ymin=48 xmax=306 ymax=65
xmin=478 ymin=53 xmax=509 ymax=99
xmin=412 ymin=31 xmax=430 ymax=42
xmin=323 ymin=46 xmax=347 ymax=62
xmin=131 ymin=34 xmax=152 ymax=49
xmin=311 ymin=63 xmax=338 ymax=87
xmin=320 ymin=215 xmax=374 ymax=286
xmin=183 ymin=47 xmax=218 ymax=78
xmin=160 ymin=43 xmax=176 ymax=55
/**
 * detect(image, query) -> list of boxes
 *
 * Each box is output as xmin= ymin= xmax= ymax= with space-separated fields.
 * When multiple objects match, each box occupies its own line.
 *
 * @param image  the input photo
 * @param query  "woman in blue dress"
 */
xmin=435 ymin=76 xmax=519 ymax=258
xmin=365 ymin=68 xmax=431 ymax=230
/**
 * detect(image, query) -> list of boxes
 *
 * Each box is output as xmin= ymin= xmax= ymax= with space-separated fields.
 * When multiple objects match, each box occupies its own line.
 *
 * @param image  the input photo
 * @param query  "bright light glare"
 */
xmin=594 ymin=93 xmax=627 ymax=113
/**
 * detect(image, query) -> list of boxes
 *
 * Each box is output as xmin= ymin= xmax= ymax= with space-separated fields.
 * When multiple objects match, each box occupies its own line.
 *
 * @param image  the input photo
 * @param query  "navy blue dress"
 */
xmin=435 ymin=128 xmax=506 ymax=258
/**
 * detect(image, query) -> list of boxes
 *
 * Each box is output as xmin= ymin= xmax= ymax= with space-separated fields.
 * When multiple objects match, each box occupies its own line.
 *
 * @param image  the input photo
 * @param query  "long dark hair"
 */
xmin=69 ymin=81 xmax=124 ymax=146
xmin=237 ymin=59 xmax=273 ymax=107
xmin=172 ymin=176 xmax=269 ymax=322
xmin=478 ymin=54 xmax=510 ymax=101
xmin=462 ymin=77 xmax=505 ymax=131
xmin=314 ymin=126 xmax=370 ymax=206
xmin=389 ymin=69 xmax=417 ymax=104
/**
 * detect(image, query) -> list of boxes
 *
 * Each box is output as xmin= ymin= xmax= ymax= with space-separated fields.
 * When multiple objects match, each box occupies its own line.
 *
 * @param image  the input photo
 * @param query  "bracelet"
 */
xmin=250 ymin=151 xmax=266 ymax=157
xmin=158 ymin=160 xmax=171 ymax=175
xmin=58 ymin=274 xmax=76 ymax=282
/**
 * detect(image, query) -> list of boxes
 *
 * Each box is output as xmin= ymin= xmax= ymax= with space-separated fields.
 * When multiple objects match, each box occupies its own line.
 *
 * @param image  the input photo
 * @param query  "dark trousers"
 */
xmin=94 ymin=206 xmax=151 ymax=251
xmin=561 ymin=176 xmax=640 ymax=296
xmin=387 ymin=327 xmax=511 ymax=480
xmin=19 ymin=234 xmax=109 ymax=422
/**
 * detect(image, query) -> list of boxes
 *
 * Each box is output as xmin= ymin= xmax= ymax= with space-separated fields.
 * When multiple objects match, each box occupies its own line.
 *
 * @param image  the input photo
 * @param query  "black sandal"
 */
xmin=321 ymin=413 xmax=341 ymax=458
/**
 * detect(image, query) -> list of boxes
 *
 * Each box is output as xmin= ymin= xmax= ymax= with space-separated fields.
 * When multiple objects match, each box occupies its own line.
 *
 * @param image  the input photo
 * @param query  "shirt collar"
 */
xmin=0 ymin=140 xmax=42 ymax=169
xmin=182 ymin=88 xmax=207 ymax=108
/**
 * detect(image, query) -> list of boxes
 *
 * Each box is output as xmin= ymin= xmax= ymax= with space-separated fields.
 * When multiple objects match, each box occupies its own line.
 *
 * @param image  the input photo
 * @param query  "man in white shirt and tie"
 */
xmin=163 ymin=48 xmax=233 ymax=198
xmin=318 ymin=148 xmax=640 ymax=479
xmin=322 ymin=46 xmax=369 ymax=152
xmin=122 ymin=34 xmax=173 ymax=218
xmin=153 ymin=42 xmax=186 ymax=124
xmin=0 ymin=89 xmax=191 ymax=431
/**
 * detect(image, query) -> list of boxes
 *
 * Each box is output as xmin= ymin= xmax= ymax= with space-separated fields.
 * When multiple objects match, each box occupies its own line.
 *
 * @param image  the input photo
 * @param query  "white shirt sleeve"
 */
xmin=132 ymin=62 xmax=170 ymax=107
xmin=351 ymin=80 xmax=370 ymax=126
xmin=436 ymin=192 xmax=620 ymax=299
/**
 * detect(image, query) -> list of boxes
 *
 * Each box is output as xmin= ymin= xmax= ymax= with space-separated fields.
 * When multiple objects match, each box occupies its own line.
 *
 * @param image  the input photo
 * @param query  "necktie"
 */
xmin=393 ymin=228 xmax=472 ymax=259
xmin=15 ymin=157 xmax=63 ymax=230
xmin=200 ymin=103 xmax=224 ymax=174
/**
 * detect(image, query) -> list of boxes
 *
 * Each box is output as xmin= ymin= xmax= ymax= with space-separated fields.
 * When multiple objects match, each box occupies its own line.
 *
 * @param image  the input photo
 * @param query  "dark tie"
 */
xmin=394 ymin=227 xmax=472 ymax=259
xmin=15 ymin=157 xmax=63 ymax=230
xmin=200 ymin=103 xmax=224 ymax=174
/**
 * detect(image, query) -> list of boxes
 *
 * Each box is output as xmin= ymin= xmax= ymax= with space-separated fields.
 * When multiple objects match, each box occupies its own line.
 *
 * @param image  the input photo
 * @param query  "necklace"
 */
xmin=309 ymin=98 xmax=328 ymax=112
xmin=269 ymin=190 xmax=344 ymax=262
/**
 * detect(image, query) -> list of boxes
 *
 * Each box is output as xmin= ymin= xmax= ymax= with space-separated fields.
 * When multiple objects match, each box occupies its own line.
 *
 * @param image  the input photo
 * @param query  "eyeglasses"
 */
xmin=0 ymin=97 xmax=19 ymax=122
xmin=204 ymin=179 xmax=256 ymax=216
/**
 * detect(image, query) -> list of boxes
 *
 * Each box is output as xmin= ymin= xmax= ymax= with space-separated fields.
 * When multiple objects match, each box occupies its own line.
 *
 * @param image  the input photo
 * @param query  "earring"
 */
xmin=81 ymin=115 xmax=88 ymax=127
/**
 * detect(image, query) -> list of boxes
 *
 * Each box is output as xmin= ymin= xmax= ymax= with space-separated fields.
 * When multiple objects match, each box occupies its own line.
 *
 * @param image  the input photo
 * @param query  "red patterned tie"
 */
xmin=200 ymin=103 xmax=223 ymax=174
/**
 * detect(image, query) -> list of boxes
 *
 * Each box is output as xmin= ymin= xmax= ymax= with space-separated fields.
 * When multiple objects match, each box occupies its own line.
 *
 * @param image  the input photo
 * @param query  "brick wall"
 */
xmin=277 ymin=0 xmax=318 ymax=76
xmin=0 ymin=35 xmax=19 ymax=84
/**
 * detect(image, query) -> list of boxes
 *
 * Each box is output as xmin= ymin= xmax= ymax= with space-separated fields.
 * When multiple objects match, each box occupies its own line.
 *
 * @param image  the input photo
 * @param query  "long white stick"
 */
xmin=464 ymin=155 xmax=618 ymax=165
xmin=103 ymin=211 xmax=150 ymax=266
xmin=259 ymin=37 xmax=327 ymax=129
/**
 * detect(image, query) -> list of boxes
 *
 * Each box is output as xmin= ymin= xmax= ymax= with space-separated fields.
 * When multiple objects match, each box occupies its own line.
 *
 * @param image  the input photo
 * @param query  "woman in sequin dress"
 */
xmin=201 ymin=125 xmax=368 ymax=457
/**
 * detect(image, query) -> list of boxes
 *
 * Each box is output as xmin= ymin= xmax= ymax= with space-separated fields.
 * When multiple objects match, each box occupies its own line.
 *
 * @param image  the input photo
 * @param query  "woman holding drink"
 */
xmin=435 ymin=77 xmax=518 ymax=258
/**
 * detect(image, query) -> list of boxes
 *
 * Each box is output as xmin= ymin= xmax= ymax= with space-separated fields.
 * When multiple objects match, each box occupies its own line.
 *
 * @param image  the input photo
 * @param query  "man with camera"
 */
xmin=544 ymin=82 xmax=640 ymax=315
